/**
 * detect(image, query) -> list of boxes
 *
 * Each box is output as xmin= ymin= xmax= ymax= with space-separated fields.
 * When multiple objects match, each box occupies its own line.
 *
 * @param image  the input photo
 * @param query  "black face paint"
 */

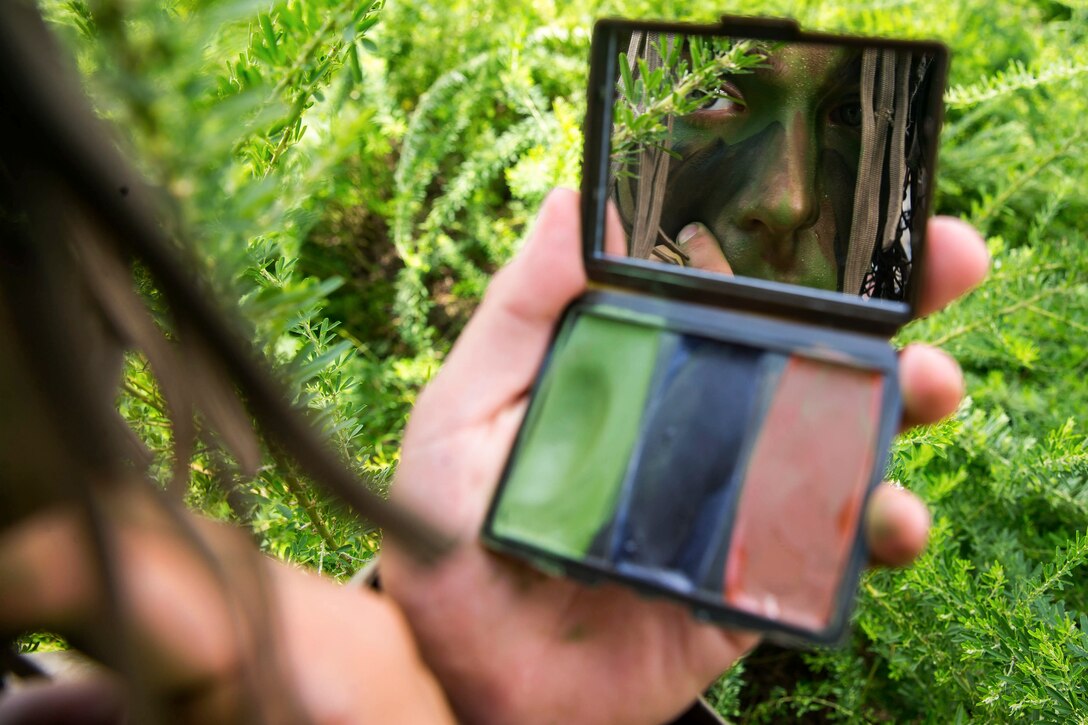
xmin=601 ymin=338 xmax=765 ymax=587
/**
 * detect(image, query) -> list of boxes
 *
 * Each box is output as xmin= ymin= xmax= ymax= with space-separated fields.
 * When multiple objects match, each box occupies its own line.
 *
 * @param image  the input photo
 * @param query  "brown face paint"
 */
xmin=723 ymin=356 xmax=883 ymax=630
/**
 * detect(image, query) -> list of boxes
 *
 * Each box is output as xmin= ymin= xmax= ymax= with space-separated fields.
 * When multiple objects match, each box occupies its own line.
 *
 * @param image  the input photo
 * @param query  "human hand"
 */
xmin=671 ymin=223 xmax=734 ymax=275
xmin=382 ymin=188 xmax=988 ymax=724
xmin=0 ymin=489 xmax=455 ymax=723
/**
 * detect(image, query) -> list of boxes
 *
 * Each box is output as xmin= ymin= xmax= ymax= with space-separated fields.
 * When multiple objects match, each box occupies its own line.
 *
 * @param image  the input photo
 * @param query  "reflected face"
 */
xmin=628 ymin=43 xmax=863 ymax=290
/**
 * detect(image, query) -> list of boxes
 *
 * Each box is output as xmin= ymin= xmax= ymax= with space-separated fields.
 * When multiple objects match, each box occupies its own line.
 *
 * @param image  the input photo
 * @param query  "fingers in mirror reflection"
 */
xmin=610 ymin=33 xmax=934 ymax=299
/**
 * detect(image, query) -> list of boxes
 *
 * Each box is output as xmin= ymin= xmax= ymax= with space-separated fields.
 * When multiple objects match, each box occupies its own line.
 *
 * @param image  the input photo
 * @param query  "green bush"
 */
xmin=39 ymin=0 xmax=1088 ymax=719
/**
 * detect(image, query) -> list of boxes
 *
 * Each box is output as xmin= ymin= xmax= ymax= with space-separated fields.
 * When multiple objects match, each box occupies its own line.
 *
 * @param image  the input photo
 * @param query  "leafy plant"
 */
xmin=611 ymin=36 xmax=768 ymax=170
xmin=35 ymin=0 xmax=1088 ymax=719
xmin=40 ymin=0 xmax=394 ymax=576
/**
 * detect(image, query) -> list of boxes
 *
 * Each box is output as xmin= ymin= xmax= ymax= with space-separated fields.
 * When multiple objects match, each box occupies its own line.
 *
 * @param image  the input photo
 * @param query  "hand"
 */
xmin=0 ymin=489 xmax=456 ymax=723
xmin=382 ymin=188 xmax=989 ymax=724
xmin=674 ymin=222 xmax=734 ymax=275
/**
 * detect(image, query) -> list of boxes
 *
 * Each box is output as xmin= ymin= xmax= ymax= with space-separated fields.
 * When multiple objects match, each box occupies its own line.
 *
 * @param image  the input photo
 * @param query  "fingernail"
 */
xmin=678 ymin=224 xmax=700 ymax=245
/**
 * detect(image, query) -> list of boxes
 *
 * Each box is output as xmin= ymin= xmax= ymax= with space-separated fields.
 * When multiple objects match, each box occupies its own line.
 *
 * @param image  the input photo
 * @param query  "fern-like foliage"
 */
xmin=386 ymin=27 xmax=588 ymax=352
xmin=947 ymin=57 xmax=1088 ymax=108
xmin=41 ymin=0 xmax=391 ymax=576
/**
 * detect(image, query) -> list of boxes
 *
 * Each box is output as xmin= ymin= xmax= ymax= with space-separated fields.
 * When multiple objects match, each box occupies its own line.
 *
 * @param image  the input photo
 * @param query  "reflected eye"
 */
xmin=685 ymin=81 xmax=746 ymax=121
xmin=697 ymin=95 xmax=744 ymax=113
xmin=830 ymin=97 xmax=863 ymax=128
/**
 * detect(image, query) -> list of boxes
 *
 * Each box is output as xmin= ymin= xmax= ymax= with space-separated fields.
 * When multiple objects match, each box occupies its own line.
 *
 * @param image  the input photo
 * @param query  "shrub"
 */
xmin=38 ymin=0 xmax=1088 ymax=718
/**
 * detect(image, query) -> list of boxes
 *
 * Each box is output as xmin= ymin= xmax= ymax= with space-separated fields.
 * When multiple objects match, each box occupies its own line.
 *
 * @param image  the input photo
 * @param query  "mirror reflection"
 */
xmin=609 ymin=33 xmax=939 ymax=299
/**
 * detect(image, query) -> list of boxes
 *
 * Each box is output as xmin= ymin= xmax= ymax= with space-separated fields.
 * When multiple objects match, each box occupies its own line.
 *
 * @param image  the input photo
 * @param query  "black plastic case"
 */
xmin=482 ymin=15 xmax=949 ymax=645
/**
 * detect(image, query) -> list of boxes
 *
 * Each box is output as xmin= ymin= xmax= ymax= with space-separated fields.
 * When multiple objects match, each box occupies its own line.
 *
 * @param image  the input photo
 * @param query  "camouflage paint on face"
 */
xmin=625 ymin=42 xmax=863 ymax=291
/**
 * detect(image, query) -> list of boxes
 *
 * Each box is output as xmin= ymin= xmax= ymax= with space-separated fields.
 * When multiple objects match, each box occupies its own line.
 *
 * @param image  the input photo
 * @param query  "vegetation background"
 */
xmin=27 ymin=0 xmax=1088 ymax=719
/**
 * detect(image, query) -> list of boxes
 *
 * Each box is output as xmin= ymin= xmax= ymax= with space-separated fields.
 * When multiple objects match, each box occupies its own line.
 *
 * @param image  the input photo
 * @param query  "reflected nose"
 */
xmin=735 ymin=115 xmax=820 ymax=266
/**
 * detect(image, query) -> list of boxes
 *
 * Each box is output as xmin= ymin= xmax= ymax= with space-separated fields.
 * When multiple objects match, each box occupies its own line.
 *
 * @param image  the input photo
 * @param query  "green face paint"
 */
xmin=490 ymin=311 xmax=664 ymax=558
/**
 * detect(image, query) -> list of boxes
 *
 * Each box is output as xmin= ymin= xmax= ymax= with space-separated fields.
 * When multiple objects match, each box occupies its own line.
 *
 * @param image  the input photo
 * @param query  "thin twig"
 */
xmin=974 ymin=130 xmax=1086 ymax=232
xmin=123 ymin=382 xmax=166 ymax=416
xmin=1025 ymin=304 xmax=1088 ymax=334
xmin=929 ymin=288 xmax=1073 ymax=347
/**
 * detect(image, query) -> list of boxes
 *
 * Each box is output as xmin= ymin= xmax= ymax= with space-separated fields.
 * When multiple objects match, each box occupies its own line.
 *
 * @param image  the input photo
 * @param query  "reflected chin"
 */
xmin=712 ymin=229 xmax=838 ymax=291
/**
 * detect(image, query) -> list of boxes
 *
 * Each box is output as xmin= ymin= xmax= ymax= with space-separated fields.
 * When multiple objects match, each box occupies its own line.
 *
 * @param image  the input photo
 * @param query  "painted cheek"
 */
xmin=669 ymin=124 xmax=711 ymax=152
xmin=814 ymin=197 xmax=838 ymax=267
xmin=812 ymin=152 xmax=843 ymax=268
xmin=793 ymin=230 xmax=838 ymax=291
xmin=825 ymin=129 xmax=862 ymax=176
xmin=660 ymin=131 xmax=756 ymax=250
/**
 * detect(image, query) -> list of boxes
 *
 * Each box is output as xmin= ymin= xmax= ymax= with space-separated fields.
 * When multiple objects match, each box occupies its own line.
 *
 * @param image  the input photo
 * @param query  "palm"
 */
xmin=385 ymin=401 xmax=755 ymax=725
xmin=382 ymin=189 xmax=987 ymax=724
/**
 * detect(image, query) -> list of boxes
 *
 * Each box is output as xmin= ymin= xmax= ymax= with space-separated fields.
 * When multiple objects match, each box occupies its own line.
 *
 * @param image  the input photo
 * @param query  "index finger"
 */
xmin=916 ymin=217 xmax=989 ymax=318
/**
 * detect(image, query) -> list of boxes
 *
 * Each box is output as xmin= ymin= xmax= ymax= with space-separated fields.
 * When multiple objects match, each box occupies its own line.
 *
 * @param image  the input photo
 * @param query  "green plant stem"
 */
xmin=974 ymin=130 xmax=1086 ymax=233
xmin=928 ymin=287 xmax=1076 ymax=347
xmin=282 ymin=470 xmax=344 ymax=557
xmin=123 ymin=381 xmax=166 ymax=416
xmin=1025 ymin=304 xmax=1088 ymax=334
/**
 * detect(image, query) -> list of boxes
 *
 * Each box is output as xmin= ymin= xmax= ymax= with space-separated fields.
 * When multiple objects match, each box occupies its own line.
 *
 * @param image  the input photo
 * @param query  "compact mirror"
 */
xmin=485 ymin=18 xmax=950 ymax=644
xmin=597 ymin=25 xmax=944 ymax=306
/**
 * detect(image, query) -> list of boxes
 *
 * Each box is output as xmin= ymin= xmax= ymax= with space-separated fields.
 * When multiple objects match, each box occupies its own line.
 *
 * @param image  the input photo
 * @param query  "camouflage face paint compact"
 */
xmin=482 ymin=16 xmax=948 ymax=644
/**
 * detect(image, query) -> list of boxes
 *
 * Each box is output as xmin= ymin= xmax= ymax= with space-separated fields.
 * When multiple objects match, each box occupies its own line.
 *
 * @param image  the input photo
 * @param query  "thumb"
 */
xmin=407 ymin=188 xmax=587 ymax=436
xmin=677 ymin=223 xmax=733 ymax=276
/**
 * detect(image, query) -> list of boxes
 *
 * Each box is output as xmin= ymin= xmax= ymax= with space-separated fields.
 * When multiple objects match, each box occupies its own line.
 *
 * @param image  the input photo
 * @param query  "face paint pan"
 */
xmin=483 ymin=16 xmax=947 ymax=645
